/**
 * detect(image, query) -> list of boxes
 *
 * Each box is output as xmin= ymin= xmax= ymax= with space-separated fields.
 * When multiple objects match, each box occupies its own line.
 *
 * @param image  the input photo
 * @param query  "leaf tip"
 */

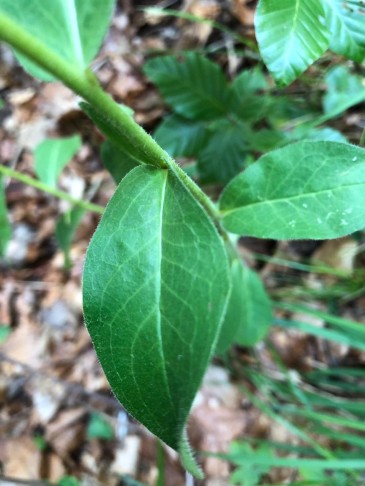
xmin=179 ymin=433 xmax=204 ymax=480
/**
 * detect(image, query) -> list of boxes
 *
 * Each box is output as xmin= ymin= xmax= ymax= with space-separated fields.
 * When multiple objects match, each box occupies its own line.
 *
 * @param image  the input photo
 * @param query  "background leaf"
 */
xmin=197 ymin=120 xmax=249 ymax=184
xmin=215 ymin=259 xmax=247 ymax=354
xmin=322 ymin=0 xmax=365 ymax=62
xmin=219 ymin=141 xmax=365 ymax=240
xmin=323 ymin=65 xmax=365 ymax=115
xmin=228 ymin=67 xmax=270 ymax=122
xmin=87 ymin=413 xmax=114 ymax=440
xmin=300 ymin=127 xmax=348 ymax=143
xmin=246 ymin=128 xmax=289 ymax=152
xmin=34 ymin=136 xmax=81 ymax=188
xmin=0 ymin=325 xmax=11 ymax=344
xmin=0 ymin=0 xmax=115 ymax=80
xmin=144 ymin=53 xmax=229 ymax=120
xmin=0 ymin=176 xmax=11 ymax=257
xmin=100 ymin=141 xmax=139 ymax=184
xmin=255 ymin=0 xmax=330 ymax=85
xmin=228 ymin=442 xmax=273 ymax=486
xmin=216 ymin=260 xmax=271 ymax=353
xmin=234 ymin=265 xmax=272 ymax=347
xmin=55 ymin=206 xmax=85 ymax=268
xmin=83 ymin=166 xmax=229 ymax=466
xmin=154 ymin=114 xmax=210 ymax=158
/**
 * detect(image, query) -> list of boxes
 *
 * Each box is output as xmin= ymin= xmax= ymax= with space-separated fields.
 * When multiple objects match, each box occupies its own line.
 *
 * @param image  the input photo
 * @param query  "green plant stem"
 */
xmin=0 ymin=165 xmax=104 ymax=214
xmin=0 ymin=11 xmax=223 ymax=233
xmin=0 ymin=13 xmax=167 ymax=170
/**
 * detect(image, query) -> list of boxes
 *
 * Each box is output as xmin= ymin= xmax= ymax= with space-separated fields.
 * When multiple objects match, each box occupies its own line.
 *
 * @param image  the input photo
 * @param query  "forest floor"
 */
xmin=1 ymin=1 xmax=365 ymax=485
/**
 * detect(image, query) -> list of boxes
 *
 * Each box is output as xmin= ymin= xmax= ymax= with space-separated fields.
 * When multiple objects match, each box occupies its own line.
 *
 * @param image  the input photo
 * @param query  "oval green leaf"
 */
xmin=255 ymin=0 xmax=330 ymax=85
xmin=219 ymin=141 xmax=365 ymax=240
xmin=215 ymin=259 xmax=246 ymax=354
xmin=216 ymin=260 xmax=272 ymax=353
xmin=83 ymin=165 xmax=230 ymax=475
xmin=0 ymin=0 xmax=115 ymax=80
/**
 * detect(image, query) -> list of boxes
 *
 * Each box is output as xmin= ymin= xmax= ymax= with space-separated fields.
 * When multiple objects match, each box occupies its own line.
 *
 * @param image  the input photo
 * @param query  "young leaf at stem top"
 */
xmin=83 ymin=165 xmax=230 ymax=477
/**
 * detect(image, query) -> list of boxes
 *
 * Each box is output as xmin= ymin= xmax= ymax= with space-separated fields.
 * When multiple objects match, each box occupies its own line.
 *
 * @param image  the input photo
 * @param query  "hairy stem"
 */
xmin=0 ymin=165 xmax=104 ymax=214
xmin=0 ymin=11 xmax=223 ymax=231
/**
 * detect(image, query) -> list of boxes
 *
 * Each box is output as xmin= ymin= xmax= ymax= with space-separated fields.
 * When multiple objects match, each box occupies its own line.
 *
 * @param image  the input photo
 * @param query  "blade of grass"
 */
xmin=275 ymin=318 xmax=365 ymax=352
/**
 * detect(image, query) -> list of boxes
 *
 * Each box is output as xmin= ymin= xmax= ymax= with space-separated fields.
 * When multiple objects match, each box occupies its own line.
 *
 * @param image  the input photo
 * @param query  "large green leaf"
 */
xmin=219 ymin=141 xmax=365 ymax=240
xmin=0 ymin=0 xmax=115 ymax=80
xmin=144 ymin=53 xmax=229 ymax=120
xmin=154 ymin=115 xmax=210 ymax=158
xmin=0 ymin=176 xmax=11 ymax=257
xmin=34 ymin=136 xmax=81 ymax=188
xmin=322 ymin=0 xmax=365 ymax=62
xmin=83 ymin=165 xmax=230 ymax=475
xmin=197 ymin=120 xmax=249 ymax=184
xmin=255 ymin=0 xmax=330 ymax=85
xmin=216 ymin=260 xmax=272 ymax=353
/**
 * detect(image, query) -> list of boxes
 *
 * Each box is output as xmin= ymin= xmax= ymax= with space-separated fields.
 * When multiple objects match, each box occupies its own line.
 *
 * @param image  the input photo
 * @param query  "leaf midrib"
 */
xmin=283 ymin=0 xmax=300 ymax=69
xmin=62 ymin=0 xmax=84 ymax=66
xmin=220 ymin=181 xmax=365 ymax=216
xmin=323 ymin=0 xmax=362 ymax=50
xmin=156 ymin=170 xmax=175 ymax=413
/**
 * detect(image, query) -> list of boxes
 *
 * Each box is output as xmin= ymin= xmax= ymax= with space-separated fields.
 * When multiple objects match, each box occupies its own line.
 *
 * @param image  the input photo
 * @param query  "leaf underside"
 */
xmin=255 ymin=0 xmax=330 ymax=85
xmin=219 ymin=141 xmax=365 ymax=240
xmin=0 ymin=0 xmax=115 ymax=80
xmin=83 ymin=165 xmax=230 ymax=467
xmin=322 ymin=0 xmax=365 ymax=62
